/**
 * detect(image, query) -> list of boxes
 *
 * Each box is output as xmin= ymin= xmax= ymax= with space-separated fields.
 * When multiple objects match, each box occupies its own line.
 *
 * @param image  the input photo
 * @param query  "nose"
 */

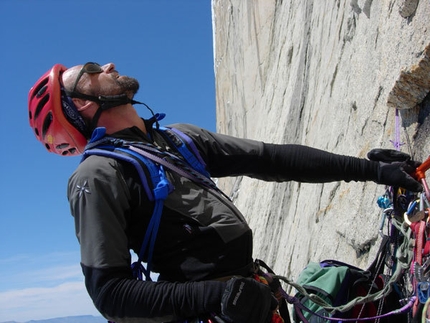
xmin=102 ymin=63 xmax=116 ymax=74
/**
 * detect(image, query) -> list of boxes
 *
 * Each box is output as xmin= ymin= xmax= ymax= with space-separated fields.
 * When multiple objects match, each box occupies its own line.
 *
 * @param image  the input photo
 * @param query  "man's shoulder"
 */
xmin=166 ymin=123 xmax=209 ymax=135
xmin=80 ymin=153 xmax=119 ymax=168
xmin=69 ymin=154 xmax=122 ymax=183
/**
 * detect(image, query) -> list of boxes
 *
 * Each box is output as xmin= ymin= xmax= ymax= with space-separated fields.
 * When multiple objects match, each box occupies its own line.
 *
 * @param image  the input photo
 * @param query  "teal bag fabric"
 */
xmin=293 ymin=259 xmax=408 ymax=323
xmin=295 ymin=262 xmax=350 ymax=321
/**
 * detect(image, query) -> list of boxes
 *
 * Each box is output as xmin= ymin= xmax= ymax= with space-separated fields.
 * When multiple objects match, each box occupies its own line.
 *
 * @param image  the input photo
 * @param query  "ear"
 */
xmin=72 ymin=98 xmax=97 ymax=112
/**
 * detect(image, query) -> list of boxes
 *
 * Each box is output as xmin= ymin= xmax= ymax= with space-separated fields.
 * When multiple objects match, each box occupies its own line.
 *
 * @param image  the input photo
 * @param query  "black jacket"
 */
xmin=67 ymin=121 xmax=379 ymax=322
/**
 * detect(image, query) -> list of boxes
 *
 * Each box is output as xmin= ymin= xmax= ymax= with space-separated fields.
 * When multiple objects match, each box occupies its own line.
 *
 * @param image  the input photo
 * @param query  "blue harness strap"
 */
xmin=84 ymin=148 xmax=156 ymax=201
xmin=157 ymin=126 xmax=210 ymax=178
xmin=82 ymin=146 xmax=171 ymax=281
xmin=114 ymin=147 xmax=171 ymax=281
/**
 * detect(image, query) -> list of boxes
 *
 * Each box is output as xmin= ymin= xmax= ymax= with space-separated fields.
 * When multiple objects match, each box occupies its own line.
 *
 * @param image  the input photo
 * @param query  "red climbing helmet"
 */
xmin=28 ymin=64 xmax=88 ymax=156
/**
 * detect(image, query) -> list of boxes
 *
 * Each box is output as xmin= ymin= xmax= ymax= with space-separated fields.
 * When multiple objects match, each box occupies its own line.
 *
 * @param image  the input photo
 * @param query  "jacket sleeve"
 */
xmin=171 ymin=123 xmax=379 ymax=183
xmin=67 ymin=155 xmax=225 ymax=322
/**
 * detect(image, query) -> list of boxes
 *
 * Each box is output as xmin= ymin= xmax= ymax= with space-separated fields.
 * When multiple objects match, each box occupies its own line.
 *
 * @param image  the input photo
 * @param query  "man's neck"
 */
xmin=97 ymin=104 xmax=147 ymax=135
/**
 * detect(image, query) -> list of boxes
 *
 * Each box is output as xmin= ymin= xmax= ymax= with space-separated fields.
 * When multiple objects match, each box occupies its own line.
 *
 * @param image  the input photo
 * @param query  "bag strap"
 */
xmin=254 ymin=259 xmax=291 ymax=323
xmin=83 ymin=146 xmax=171 ymax=281
xmin=271 ymin=219 xmax=414 ymax=319
xmin=156 ymin=126 xmax=210 ymax=178
xmin=128 ymin=143 xmax=230 ymax=200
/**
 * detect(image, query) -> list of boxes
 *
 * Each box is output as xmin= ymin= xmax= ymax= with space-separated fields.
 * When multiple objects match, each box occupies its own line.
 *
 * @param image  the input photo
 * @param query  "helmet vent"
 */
xmin=34 ymin=94 xmax=50 ymax=119
xmin=42 ymin=111 xmax=53 ymax=138
xmin=56 ymin=143 xmax=69 ymax=149
xmin=36 ymin=85 xmax=48 ymax=98
xmin=32 ymin=78 xmax=48 ymax=99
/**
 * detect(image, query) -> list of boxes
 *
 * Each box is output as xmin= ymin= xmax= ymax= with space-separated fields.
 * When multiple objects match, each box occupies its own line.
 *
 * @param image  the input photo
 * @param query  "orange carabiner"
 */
xmin=414 ymin=156 xmax=430 ymax=200
xmin=415 ymin=156 xmax=430 ymax=181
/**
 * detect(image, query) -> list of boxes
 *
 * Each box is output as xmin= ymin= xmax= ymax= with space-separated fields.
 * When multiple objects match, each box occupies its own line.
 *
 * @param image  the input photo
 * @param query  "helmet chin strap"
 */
xmin=65 ymin=90 xmax=158 ymax=131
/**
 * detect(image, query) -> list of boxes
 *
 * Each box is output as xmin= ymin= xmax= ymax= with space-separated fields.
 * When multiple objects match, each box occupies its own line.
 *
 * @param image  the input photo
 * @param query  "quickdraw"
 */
xmin=404 ymin=157 xmax=430 ymax=320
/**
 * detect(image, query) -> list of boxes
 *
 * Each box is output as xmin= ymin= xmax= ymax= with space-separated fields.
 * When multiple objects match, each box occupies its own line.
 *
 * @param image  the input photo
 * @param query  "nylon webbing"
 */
xmin=276 ymin=217 xmax=413 ymax=316
xmin=128 ymin=144 xmax=230 ymax=200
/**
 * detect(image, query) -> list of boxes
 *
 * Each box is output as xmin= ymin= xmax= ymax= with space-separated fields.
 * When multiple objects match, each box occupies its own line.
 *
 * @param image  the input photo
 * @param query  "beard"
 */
xmin=116 ymin=76 xmax=139 ymax=97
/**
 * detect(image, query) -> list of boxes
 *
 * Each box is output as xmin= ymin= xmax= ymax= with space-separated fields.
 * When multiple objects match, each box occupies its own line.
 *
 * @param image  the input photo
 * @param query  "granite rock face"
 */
xmin=212 ymin=0 xmax=430 ymax=285
xmin=387 ymin=43 xmax=430 ymax=110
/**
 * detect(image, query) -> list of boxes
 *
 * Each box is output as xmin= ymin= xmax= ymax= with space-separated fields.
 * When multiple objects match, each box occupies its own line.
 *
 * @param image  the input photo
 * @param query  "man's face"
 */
xmin=62 ymin=63 xmax=140 ymax=99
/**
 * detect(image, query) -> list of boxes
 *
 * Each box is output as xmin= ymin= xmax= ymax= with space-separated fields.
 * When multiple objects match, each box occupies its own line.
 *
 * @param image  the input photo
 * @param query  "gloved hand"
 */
xmin=220 ymin=277 xmax=278 ymax=323
xmin=367 ymin=148 xmax=423 ymax=192
xmin=367 ymin=149 xmax=412 ymax=163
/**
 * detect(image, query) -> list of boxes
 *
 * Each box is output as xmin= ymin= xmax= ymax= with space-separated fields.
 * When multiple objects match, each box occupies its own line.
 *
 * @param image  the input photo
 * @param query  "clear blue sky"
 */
xmin=0 ymin=1 xmax=216 ymax=321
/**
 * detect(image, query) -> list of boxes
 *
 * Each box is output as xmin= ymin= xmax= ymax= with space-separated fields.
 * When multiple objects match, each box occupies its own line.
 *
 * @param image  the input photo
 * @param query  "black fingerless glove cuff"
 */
xmin=202 ymin=281 xmax=227 ymax=314
xmin=220 ymin=277 xmax=274 ymax=323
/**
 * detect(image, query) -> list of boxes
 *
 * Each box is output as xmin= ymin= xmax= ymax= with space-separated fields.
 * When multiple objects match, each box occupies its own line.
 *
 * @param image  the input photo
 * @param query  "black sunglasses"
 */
xmin=71 ymin=62 xmax=103 ymax=93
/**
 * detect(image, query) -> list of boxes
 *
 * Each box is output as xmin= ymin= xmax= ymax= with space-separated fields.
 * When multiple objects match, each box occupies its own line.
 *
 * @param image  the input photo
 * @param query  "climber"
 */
xmin=28 ymin=62 xmax=423 ymax=323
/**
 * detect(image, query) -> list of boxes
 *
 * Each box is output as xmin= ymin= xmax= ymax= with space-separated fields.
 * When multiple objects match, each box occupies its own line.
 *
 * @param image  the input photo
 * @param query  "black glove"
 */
xmin=367 ymin=149 xmax=423 ymax=192
xmin=220 ymin=277 xmax=277 ymax=323
xmin=367 ymin=149 xmax=412 ymax=163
